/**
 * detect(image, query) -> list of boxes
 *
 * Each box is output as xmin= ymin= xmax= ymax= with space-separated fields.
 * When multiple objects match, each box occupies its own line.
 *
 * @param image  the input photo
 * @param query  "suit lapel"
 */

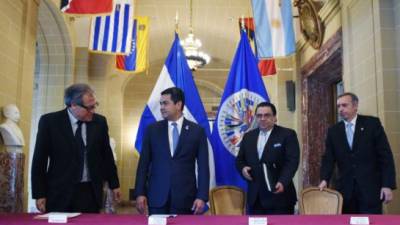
xmin=60 ymin=109 xmax=78 ymax=152
xmin=250 ymin=128 xmax=260 ymax=159
xmin=262 ymin=126 xmax=277 ymax=160
xmin=162 ymin=120 xmax=172 ymax=158
xmin=352 ymin=115 xmax=364 ymax=151
xmin=85 ymin=118 xmax=98 ymax=152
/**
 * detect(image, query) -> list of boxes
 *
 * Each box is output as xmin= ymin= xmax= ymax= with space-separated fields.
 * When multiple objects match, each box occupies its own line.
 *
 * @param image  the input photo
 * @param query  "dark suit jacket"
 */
xmin=236 ymin=125 xmax=300 ymax=209
xmin=134 ymin=118 xmax=209 ymax=210
xmin=31 ymin=109 xmax=120 ymax=212
xmin=320 ymin=115 xmax=396 ymax=207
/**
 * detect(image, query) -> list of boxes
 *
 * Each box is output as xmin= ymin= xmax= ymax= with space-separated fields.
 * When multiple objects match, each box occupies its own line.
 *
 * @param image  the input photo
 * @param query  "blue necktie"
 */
xmin=172 ymin=122 xmax=179 ymax=155
xmin=346 ymin=123 xmax=354 ymax=149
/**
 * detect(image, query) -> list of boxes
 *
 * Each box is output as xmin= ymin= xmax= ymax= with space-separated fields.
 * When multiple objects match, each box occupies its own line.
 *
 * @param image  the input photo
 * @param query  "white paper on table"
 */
xmin=350 ymin=217 xmax=369 ymax=225
xmin=34 ymin=212 xmax=81 ymax=219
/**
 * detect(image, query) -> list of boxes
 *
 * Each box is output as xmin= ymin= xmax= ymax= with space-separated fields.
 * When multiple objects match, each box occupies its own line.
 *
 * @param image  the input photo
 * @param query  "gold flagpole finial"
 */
xmin=241 ymin=15 xmax=245 ymax=30
xmin=175 ymin=11 xmax=179 ymax=34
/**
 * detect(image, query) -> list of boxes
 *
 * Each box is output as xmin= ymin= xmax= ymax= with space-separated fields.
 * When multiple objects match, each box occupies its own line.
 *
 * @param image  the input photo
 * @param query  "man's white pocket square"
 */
xmin=273 ymin=143 xmax=282 ymax=148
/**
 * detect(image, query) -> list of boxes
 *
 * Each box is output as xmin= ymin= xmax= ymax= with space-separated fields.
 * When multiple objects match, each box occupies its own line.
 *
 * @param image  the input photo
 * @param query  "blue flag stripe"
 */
xmin=102 ymin=16 xmax=111 ymax=51
xmin=134 ymin=106 xmax=157 ymax=151
xmin=93 ymin=17 xmax=102 ymax=51
xmin=121 ymin=4 xmax=130 ymax=53
xmin=112 ymin=6 xmax=120 ymax=52
xmin=281 ymin=0 xmax=296 ymax=55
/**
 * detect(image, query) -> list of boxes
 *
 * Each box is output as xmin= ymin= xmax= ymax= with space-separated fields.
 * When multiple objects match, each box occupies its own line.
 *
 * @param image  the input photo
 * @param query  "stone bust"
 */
xmin=0 ymin=104 xmax=25 ymax=152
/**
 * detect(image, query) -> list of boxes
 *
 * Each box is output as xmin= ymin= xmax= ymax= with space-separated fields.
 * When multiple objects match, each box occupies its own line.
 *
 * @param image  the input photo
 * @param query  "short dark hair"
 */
xmin=161 ymin=87 xmax=185 ymax=110
xmin=255 ymin=102 xmax=277 ymax=116
xmin=64 ymin=83 xmax=94 ymax=107
xmin=338 ymin=92 xmax=359 ymax=104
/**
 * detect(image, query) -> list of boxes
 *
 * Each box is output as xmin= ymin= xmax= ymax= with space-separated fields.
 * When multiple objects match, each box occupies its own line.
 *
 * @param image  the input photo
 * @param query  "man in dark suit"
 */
xmin=236 ymin=102 xmax=299 ymax=214
xmin=319 ymin=92 xmax=396 ymax=214
xmin=134 ymin=87 xmax=209 ymax=215
xmin=31 ymin=83 xmax=120 ymax=213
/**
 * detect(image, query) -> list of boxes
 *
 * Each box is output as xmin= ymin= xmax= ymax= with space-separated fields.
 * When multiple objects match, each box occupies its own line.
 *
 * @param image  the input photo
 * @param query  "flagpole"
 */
xmin=175 ymin=11 xmax=179 ymax=34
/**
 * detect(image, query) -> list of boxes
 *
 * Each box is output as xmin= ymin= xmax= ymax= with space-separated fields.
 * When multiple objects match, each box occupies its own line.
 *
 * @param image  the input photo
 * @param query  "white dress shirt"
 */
xmin=257 ymin=128 xmax=272 ymax=160
xmin=343 ymin=115 xmax=357 ymax=134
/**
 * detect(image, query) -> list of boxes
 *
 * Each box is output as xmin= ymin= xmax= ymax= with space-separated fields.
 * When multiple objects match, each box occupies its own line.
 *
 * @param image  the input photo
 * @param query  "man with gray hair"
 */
xmin=319 ymin=92 xmax=396 ymax=214
xmin=31 ymin=83 xmax=120 ymax=213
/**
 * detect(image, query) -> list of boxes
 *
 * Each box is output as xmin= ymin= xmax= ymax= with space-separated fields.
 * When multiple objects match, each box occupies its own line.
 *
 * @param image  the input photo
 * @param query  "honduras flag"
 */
xmin=251 ymin=0 xmax=295 ymax=58
xmin=135 ymin=33 xmax=216 ymax=188
xmin=211 ymin=30 xmax=270 ymax=189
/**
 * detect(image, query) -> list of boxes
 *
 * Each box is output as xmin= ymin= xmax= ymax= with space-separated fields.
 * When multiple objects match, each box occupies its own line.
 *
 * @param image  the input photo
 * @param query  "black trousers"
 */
xmin=343 ymin=181 xmax=382 ymax=214
xmin=249 ymin=197 xmax=294 ymax=215
xmin=68 ymin=182 xmax=100 ymax=213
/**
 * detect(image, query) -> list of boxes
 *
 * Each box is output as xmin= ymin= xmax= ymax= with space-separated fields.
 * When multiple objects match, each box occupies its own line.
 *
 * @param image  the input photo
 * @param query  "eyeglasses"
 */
xmin=255 ymin=113 xmax=274 ymax=119
xmin=78 ymin=102 xmax=99 ymax=111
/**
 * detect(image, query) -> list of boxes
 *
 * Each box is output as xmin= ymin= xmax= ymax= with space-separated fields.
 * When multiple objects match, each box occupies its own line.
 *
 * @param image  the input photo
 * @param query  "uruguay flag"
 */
xmin=135 ymin=33 xmax=216 ymax=188
xmin=211 ymin=30 xmax=270 ymax=189
xmin=251 ymin=0 xmax=295 ymax=58
xmin=89 ymin=0 xmax=133 ymax=55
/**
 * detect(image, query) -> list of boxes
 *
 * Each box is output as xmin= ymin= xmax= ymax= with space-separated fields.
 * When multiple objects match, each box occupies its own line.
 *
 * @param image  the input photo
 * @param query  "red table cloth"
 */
xmin=1 ymin=214 xmax=399 ymax=225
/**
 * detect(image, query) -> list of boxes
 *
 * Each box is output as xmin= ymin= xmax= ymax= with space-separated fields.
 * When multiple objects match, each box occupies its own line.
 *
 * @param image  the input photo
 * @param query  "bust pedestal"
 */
xmin=0 ymin=151 xmax=24 ymax=212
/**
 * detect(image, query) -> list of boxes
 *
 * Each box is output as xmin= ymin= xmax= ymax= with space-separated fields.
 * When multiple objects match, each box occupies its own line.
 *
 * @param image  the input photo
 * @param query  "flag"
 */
xmin=60 ymin=0 xmax=113 ymax=15
xmin=134 ymin=33 xmax=216 ymax=192
xmin=251 ymin=0 xmax=295 ymax=58
xmin=239 ymin=18 xmax=277 ymax=76
xmin=116 ymin=16 xmax=149 ymax=73
xmin=211 ymin=30 xmax=270 ymax=190
xmin=258 ymin=59 xmax=276 ymax=76
xmin=89 ymin=0 xmax=134 ymax=55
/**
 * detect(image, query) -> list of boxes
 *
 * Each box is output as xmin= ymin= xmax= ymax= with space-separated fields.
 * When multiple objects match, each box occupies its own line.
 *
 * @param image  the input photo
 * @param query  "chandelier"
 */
xmin=180 ymin=0 xmax=211 ymax=70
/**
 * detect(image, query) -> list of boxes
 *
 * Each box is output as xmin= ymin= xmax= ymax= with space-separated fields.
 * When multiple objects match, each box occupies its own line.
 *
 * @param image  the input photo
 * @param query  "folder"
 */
xmin=262 ymin=163 xmax=276 ymax=192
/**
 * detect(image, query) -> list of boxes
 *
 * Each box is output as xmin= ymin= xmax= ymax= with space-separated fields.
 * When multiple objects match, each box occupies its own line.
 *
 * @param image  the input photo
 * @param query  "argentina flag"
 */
xmin=89 ymin=0 xmax=133 ymax=55
xmin=135 ymin=33 xmax=216 ymax=189
xmin=211 ymin=30 xmax=270 ymax=189
xmin=251 ymin=0 xmax=295 ymax=58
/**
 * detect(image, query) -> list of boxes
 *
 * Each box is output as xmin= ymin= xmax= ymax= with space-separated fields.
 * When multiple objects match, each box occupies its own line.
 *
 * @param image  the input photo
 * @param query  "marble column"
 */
xmin=0 ymin=152 xmax=24 ymax=212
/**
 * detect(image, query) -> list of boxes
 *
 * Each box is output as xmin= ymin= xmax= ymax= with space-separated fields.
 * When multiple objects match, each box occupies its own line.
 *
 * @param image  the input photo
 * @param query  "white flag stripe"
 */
xmin=107 ymin=10 xmax=115 ymax=51
xmin=116 ymin=4 xmax=125 ymax=52
xmin=98 ymin=17 xmax=106 ymax=50
xmin=147 ymin=66 xmax=175 ymax=120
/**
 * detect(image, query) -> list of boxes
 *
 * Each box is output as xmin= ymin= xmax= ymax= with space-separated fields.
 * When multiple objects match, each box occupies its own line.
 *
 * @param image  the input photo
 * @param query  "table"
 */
xmin=1 ymin=214 xmax=400 ymax=225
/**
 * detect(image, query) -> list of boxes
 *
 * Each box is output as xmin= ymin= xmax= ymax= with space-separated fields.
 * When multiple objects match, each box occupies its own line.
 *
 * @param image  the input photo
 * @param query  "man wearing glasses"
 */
xmin=31 ymin=83 xmax=120 ymax=213
xmin=236 ymin=102 xmax=300 ymax=214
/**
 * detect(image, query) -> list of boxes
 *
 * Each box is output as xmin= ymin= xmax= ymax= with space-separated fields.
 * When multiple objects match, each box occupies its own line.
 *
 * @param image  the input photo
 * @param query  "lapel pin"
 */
xmin=185 ymin=125 xmax=189 ymax=130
